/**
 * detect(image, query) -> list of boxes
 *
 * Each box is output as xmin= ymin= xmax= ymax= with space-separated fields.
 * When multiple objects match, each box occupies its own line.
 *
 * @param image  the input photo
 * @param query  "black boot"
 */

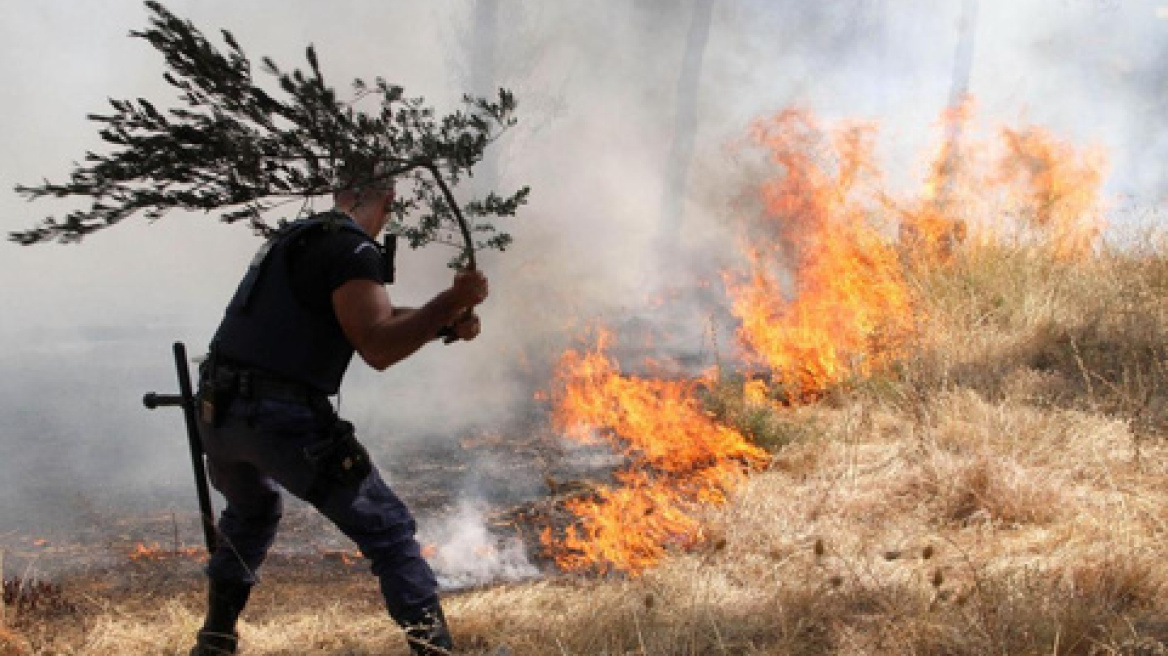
xmin=189 ymin=578 xmax=252 ymax=656
xmin=400 ymin=603 xmax=454 ymax=656
xmin=189 ymin=630 xmax=238 ymax=656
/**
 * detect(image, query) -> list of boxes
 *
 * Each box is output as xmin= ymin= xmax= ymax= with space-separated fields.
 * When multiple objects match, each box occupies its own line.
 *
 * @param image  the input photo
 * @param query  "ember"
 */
xmin=320 ymin=549 xmax=363 ymax=566
xmin=128 ymin=542 xmax=204 ymax=562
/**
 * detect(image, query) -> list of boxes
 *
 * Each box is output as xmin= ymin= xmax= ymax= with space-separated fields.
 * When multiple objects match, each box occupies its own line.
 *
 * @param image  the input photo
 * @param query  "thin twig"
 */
xmin=17 ymin=556 xmax=39 ymax=617
xmin=171 ymin=512 xmax=180 ymax=557
xmin=941 ymin=535 xmax=1001 ymax=651
xmin=632 ymin=609 xmax=649 ymax=656
xmin=711 ymin=615 xmax=729 ymax=655
xmin=1070 ymin=337 xmax=1096 ymax=408
xmin=1 ymin=548 xmax=6 ymax=629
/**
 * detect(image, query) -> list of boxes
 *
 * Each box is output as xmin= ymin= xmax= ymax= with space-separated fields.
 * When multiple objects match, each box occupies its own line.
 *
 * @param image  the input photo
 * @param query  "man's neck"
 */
xmin=331 ymin=205 xmax=380 ymax=237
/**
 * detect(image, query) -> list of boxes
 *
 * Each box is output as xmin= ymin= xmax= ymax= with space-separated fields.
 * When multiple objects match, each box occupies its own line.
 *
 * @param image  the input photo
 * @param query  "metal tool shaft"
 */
xmin=143 ymin=342 xmax=217 ymax=554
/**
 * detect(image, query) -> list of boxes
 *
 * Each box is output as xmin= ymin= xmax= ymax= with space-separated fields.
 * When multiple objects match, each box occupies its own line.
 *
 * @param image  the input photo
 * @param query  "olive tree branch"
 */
xmin=11 ymin=0 xmax=529 ymax=265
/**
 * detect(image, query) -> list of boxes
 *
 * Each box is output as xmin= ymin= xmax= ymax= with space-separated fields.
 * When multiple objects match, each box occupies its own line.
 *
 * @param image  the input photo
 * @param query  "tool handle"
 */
xmin=143 ymin=392 xmax=183 ymax=409
xmin=171 ymin=342 xmax=218 ymax=554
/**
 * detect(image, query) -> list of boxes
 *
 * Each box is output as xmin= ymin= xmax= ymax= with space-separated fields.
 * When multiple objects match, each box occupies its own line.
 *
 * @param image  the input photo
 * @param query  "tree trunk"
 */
xmin=940 ymin=0 xmax=979 ymax=201
xmin=655 ymin=0 xmax=715 ymax=265
xmin=470 ymin=0 xmax=500 ymax=194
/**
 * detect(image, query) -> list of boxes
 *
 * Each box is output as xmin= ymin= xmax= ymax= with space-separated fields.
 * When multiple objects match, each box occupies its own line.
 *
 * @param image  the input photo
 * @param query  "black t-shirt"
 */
xmin=286 ymin=226 xmax=384 ymax=315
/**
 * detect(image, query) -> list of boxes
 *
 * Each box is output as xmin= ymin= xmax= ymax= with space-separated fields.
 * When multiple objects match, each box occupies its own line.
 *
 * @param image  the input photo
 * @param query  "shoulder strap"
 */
xmin=234 ymin=214 xmax=369 ymax=311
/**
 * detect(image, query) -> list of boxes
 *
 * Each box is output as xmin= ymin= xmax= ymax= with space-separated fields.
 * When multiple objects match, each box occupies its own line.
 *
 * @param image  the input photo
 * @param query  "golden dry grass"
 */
xmin=8 ymin=240 xmax=1168 ymax=655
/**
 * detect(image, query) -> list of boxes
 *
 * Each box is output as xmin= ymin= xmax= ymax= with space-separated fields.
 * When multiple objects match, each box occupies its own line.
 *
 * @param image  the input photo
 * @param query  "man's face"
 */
xmin=375 ymin=184 xmax=395 ymax=227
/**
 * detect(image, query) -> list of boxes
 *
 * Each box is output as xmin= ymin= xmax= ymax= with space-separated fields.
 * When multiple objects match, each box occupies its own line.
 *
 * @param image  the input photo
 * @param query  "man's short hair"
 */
xmin=334 ymin=155 xmax=394 ymax=192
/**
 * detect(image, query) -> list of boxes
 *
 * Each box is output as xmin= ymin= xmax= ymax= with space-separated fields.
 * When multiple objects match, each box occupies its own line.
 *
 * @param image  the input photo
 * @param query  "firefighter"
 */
xmin=189 ymin=161 xmax=486 ymax=655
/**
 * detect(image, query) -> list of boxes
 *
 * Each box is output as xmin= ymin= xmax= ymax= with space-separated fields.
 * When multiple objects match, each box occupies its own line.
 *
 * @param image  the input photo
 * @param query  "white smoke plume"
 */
xmin=420 ymin=498 xmax=538 ymax=591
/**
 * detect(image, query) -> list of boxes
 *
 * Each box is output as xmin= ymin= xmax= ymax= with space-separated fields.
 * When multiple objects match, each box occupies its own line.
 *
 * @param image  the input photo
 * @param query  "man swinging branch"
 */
xmin=192 ymin=164 xmax=484 ymax=655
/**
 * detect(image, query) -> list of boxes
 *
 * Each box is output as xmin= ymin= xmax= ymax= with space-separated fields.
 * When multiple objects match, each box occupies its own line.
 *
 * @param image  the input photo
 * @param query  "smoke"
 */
xmin=420 ymin=498 xmax=538 ymax=591
xmin=0 ymin=0 xmax=1163 ymax=565
xmin=1008 ymin=1 xmax=1168 ymax=201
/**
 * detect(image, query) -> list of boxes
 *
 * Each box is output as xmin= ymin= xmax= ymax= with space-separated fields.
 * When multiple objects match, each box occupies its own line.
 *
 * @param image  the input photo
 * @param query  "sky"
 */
xmin=0 ymin=0 xmax=1165 ymax=546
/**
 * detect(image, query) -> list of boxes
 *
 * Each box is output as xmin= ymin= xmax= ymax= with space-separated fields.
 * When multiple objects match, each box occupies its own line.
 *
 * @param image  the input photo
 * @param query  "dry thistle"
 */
xmin=0 ymin=626 xmax=29 ymax=656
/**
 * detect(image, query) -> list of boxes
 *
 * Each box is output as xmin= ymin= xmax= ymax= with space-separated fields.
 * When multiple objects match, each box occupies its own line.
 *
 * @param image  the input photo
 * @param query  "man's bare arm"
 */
xmin=333 ymin=271 xmax=487 ymax=371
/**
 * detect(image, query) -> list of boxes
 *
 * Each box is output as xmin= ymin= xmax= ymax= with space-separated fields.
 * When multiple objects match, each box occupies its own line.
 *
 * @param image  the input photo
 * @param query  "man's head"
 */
xmin=333 ymin=157 xmax=396 ymax=236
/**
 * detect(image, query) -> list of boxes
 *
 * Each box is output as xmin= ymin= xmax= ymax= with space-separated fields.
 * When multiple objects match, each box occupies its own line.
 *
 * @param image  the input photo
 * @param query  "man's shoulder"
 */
xmin=298 ymin=215 xmax=384 ymax=283
xmin=288 ymin=213 xmax=373 ymax=249
xmin=293 ymin=211 xmax=370 ymax=237
xmin=286 ymin=216 xmax=384 ymax=293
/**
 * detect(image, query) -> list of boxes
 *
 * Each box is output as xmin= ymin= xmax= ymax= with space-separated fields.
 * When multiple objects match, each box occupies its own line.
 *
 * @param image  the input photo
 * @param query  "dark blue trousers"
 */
xmin=197 ymin=397 xmax=439 ymax=621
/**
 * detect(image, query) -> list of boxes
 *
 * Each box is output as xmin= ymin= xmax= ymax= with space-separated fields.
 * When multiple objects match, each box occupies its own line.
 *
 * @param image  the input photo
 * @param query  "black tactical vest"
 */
xmin=211 ymin=213 xmax=379 ymax=395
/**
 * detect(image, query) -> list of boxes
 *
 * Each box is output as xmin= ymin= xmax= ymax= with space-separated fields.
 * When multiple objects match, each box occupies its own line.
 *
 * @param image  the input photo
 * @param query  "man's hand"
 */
xmin=447 ymin=311 xmax=482 ymax=342
xmin=449 ymin=269 xmax=488 ymax=308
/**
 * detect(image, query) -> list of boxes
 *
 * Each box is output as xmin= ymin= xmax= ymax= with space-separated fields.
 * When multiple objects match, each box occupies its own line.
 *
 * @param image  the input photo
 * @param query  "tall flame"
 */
xmin=899 ymin=98 xmax=980 ymax=263
xmin=541 ymin=331 xmax=767 ymax=575
xmin=726 ymin=109 xmax=917 ymax=400
xmin=995 ymin=124 xmax=1106 ymax=260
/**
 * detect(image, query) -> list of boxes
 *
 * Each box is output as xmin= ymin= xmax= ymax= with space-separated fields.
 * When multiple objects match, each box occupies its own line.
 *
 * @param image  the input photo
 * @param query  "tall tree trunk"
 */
xmin=470 ymin=0 xmax=500 ymax=195
xmin=655 ymin=0 xmax=715 ymax=265
xmin=940 ymin=0 xmax=979 ymax=201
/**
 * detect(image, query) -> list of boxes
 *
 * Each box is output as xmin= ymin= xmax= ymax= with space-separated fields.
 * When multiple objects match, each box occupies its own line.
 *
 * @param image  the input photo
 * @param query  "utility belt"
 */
xmin=198 ymin=360 xmax=333 ymax=424
xmin=198 ymin=359 xmax=372 ymax=501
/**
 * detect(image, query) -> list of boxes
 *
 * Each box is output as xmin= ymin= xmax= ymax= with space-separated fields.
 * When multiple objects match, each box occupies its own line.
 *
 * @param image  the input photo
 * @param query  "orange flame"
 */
xmin=320 ymin=548 xmax=363 ymax=566
xmin=995 ymin=124 xmax=1107 ymax=259
xmin=896 ymin=101 xmax=1106 ymax=263
xmin=726 ymin=107 xmax=1107 ymax=398
xmin=899 ymin=98 xmax=980 ymax=263
xmin=128 ymin=542 xmax=204 ymax=561
xmin=540 ymin=331 xmax=767 ymax=575
xmin=129 ymin=542 xmax=163 ymax=561
xmin=726 ymin=109 xmax=917 ymax=399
